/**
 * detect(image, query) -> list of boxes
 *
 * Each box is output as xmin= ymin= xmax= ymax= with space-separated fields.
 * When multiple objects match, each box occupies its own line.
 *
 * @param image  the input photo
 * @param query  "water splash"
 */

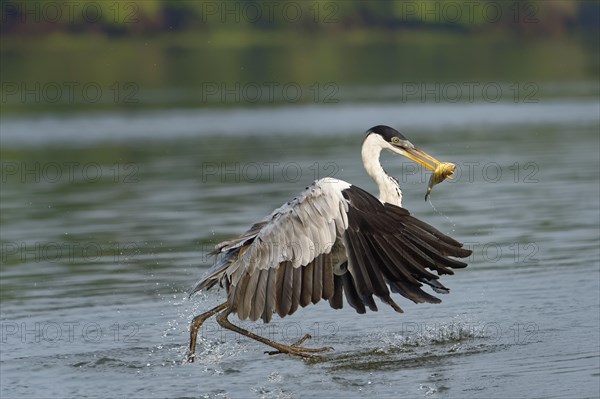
xmin=427 ymin=198 xmax=456 ymax=232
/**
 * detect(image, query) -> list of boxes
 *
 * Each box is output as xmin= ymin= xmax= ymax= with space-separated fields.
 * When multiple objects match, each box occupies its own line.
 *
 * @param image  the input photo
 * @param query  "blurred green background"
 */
xmin=1 ymin=0 xmax=598 ymax=114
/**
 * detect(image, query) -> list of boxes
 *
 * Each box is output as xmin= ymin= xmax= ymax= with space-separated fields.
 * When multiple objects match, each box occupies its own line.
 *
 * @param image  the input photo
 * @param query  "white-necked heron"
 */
xmin=187 ymin=125 xmax=471 ymax=361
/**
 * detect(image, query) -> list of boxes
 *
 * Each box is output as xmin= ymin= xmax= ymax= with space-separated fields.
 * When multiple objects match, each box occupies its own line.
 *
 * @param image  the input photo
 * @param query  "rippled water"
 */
xmin=1 ymin=100 xmax=599 ymax=398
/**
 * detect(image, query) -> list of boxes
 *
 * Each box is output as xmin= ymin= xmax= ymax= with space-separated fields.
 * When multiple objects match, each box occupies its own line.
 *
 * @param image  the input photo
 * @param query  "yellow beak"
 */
xmin=401 ymin=147 xmax=441 ymax=171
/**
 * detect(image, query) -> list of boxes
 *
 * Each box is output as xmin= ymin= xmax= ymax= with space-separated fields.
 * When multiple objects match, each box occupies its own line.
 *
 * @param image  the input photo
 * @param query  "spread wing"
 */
xmin=338 ymin=185 xmax=471 ymax=315
xmin=190 ymin=178 xmax=471 ymax=323
xmin=190 ymin=178 xmax=351 ymax=322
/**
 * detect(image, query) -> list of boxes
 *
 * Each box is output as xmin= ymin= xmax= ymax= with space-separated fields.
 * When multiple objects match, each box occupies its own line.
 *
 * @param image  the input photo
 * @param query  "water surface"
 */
xmin=1 ymin=97 xmax=599 ymax=398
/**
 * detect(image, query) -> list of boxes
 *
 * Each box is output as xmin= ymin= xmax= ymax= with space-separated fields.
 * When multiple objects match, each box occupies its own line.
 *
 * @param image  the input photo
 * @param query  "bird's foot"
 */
xmin=185 ymin=350 xmax=196 ymax=363
xmin=265 ymin=334 xmax=334 ymax=358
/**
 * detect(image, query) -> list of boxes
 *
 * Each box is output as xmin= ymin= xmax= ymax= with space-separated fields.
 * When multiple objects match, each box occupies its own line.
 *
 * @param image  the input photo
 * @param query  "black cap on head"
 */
xmin=366 ymin=125 xmax=408 ymax=142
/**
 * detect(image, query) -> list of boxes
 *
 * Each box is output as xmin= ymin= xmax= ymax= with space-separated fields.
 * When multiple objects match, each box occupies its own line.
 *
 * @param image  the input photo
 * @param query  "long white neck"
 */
xmin=361 ymin=134 xmax=403 ymax=207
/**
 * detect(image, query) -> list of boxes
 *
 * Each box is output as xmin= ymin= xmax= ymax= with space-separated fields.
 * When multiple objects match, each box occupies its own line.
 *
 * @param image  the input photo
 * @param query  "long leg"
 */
xmin=186 ymin=301 xmax=228 ymax=363
xmin=215 ymin=307 xmax=333 ymax=358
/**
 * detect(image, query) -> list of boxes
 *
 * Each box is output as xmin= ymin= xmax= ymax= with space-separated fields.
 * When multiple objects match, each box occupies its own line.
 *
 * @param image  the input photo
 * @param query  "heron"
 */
xmin=186 ymin=125 xmax=472 ymax=362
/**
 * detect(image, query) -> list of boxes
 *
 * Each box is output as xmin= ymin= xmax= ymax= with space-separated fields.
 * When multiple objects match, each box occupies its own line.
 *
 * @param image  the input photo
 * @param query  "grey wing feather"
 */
xmin=190 ymin=178 xmax=352 ymax=321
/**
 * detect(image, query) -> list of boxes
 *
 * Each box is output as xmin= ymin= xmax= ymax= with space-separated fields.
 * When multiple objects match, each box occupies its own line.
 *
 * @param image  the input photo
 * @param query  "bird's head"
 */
xmin=365 ymin=125 xmax=441 ymax=171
